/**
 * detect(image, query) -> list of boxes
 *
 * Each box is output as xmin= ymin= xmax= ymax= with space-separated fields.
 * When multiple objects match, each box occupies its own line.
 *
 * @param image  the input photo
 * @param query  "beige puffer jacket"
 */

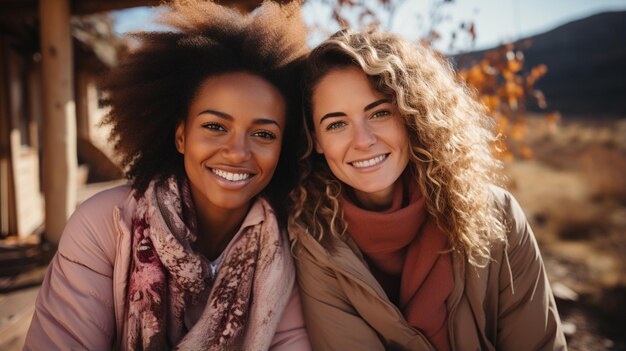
xmin=292 ymin=186 xmax=566 ymax=350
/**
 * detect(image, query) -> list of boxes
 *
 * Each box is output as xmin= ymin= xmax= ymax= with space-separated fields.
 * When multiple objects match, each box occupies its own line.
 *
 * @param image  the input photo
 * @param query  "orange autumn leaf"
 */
xmin=467 ymin=22 xmax=476 ymax=42
xmin=519 ymin=145 xmax=533 ymax=159
xmin=545 ymin=111 xmax=561 ymax=124
xmin=481 ymin=95 xmax=500 ymax=112
xmin=510 ymin=123 xmax=528 ymax=141
xmin=495 ymin=114 xmax=508 ymax=132
xmin=507 ymin=59 xmax=523 ymax=73
xmin=429 ymin=30 xmax=442 ymax=41
xmin=531 ymin=64 xmax=548 ymax=78
xmin=466 ymin=65 xmax=486 ymax=86
xmin=532 ymin=90 xmax=547 ymax=109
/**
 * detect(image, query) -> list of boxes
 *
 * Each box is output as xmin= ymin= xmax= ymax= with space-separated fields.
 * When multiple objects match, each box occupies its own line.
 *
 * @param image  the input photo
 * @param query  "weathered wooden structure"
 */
xmin=0 ymin=0 xmax=129 ymax=243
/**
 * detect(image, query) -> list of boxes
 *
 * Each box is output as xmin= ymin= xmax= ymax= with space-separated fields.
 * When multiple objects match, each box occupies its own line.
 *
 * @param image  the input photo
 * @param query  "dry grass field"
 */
xmin=503 ymin=115 xmax=626 ymax=350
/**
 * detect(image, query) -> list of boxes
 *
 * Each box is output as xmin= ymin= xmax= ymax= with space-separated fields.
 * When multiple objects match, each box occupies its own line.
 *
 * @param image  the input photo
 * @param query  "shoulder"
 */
xmin=487 ymin=185 xmax=529 ymax=240
xmin=291 ymin=228 xmax=339 ymax=287
xmin=487 ymin=185 xmax=521 ymax=214
xmin=486 ymin=185 xmax=542 ymax=267
xmin=77 ymin=184 xmax=134 ymax=212
xmin=291 ymin=228 xmax=371 ymax=292
xmin=58 ymin=184 xmax=134 ymax=271
xmin=483 ymin=190 xmax=566 ymax=350
xmin=65 ymin=184 xmax=134 ymax=236
xmin=291 ymin=226 xmax=333 ymax=268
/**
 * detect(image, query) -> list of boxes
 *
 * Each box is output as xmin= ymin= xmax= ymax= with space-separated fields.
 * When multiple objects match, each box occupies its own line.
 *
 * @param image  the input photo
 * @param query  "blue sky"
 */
xmin=111 ymin=0 xmax=626 ymax=53
xmin=389 ymin=0 xmax=626 ymax=52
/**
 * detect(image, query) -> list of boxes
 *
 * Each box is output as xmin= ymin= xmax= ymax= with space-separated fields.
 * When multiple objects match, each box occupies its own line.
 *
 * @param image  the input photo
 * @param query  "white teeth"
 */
xmin=212 ymin=168 xmax=251 ymax=182
xmin=351 ymin=154 xmax=387 ymax=168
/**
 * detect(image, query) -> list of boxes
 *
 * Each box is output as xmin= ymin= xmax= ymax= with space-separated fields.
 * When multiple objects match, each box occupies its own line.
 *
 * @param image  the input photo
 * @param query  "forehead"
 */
xmin=189 ymin=71 xmax=286 ymax=125
xmin=312 ymin=66 xmax=386 ymax=112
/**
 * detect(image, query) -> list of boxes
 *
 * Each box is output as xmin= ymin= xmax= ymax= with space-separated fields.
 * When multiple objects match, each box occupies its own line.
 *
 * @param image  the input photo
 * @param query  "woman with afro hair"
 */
xmin=25 ymin=1 xmax=310 ymax=350
xmin=289 ymin=28 xmax=566 ymax=350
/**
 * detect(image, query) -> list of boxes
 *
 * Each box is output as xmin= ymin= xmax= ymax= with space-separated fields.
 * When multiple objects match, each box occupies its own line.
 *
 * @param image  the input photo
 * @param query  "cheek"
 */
xmin=182 ymin=131 xmax=201 ymax=153
xmin=396 ymin=128 xmax=411 ymax=166
xmin=321 ymin=144 xmax=348 ymax=177
xmin=257 ymin=143 xmax=283 ymax=173
xmin=317 ymin=135 xmax=343 ymax=160
xmin=392 ymin=120 xmax=410 ymax=147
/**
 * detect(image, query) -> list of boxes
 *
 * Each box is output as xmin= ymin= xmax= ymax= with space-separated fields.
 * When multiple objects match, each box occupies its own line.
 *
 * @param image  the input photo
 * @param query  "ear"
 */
xmin=175 ymin=120 xmax=185 ymax=154
xmin=313 ymin=133 xmax=324 ymax=154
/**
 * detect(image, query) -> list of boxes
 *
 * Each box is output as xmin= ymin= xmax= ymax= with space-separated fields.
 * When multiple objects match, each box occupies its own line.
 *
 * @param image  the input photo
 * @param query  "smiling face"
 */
xmin=176 ymin=71 xmax=286 ymax=216
xmin=311 ymin=66 xmax=410 ymax=210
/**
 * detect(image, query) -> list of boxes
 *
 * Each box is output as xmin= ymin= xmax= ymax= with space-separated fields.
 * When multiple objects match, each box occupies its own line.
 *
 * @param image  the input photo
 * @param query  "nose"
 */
xmin=222 ymin=133 xmax=252 ymax=163
xmin=352 ymin=120 xmax=377 ymax=150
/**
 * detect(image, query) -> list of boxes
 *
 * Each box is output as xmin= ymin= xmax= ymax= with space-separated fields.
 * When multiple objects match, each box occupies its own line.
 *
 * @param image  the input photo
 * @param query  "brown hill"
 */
xmin=454 ymin=11 xmax=626 ymax=118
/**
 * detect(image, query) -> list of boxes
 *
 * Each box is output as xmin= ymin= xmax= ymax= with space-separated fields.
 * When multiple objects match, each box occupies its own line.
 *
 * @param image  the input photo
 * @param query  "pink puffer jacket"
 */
xmin=24 ymin=185 xmax=310 ymax=350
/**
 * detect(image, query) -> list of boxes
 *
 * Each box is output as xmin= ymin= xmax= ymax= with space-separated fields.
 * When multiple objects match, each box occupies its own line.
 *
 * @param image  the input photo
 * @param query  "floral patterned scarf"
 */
xmin=125 ymin=177 xmax=294 ymax=350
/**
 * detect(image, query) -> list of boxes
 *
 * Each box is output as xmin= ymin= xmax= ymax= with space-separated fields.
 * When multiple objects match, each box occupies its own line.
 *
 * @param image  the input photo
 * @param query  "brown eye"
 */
xmin=252 ymin=130 xmax=277 ymax=140
xmin=202 ymin=122 xmax=226 ymax=132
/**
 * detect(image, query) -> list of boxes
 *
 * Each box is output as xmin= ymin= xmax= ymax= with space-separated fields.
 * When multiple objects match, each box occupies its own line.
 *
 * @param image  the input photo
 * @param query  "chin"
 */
xmin=207 ymin=194 xmax=254 ymax=210
xmin=352 ymin=181 xmax=394 ymax=194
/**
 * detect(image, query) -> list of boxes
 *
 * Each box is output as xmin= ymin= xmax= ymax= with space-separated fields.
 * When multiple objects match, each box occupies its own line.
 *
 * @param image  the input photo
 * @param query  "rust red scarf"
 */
xmin=125 ymin=177 xmax=294 ymax=350
xmin=342 ymin=179 xmax=453 ymax=351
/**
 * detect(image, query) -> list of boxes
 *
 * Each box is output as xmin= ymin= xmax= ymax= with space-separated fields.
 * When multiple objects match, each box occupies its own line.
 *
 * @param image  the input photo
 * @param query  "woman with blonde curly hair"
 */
xmin=289 ymin=28 xmax=566 ymax=350
xmin=25 ymin=1 xmax=311 ymax=350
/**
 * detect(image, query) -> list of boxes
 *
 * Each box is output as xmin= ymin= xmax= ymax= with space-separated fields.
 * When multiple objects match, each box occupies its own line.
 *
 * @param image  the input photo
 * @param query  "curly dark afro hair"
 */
xmin=100 ymin=0 xmax=308 ymax=220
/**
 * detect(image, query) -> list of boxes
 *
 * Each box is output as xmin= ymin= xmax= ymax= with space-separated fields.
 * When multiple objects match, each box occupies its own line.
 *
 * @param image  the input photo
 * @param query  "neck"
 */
xmin=352 ymin=186 xmax=395 ymax=211
xmin=191 ymin=194 xmax=251 ymax=261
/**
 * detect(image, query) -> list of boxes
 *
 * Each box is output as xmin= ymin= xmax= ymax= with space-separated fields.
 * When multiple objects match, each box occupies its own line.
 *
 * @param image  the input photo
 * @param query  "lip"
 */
xmin=207 ymin=166 xmax=257 ymax=190
xmin=348 ymin=153 xmax=390 ymax=173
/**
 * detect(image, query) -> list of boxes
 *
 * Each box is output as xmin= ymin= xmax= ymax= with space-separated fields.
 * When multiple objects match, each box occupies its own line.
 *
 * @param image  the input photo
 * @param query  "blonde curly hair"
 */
xmin=288 ymin=28 xmax=506 ymax=267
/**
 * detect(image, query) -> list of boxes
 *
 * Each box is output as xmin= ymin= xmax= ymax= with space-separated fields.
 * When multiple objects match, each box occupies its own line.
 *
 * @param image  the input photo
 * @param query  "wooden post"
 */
xmin=0 ymin=37 xmax=11 ymax=236
xmin=75 ymin=70 xmax=90 ymax=140
xmin=39 ymin=0 xmax=77 ymax=243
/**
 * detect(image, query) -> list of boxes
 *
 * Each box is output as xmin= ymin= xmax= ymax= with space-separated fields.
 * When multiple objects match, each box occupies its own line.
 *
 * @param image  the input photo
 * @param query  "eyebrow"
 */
xmin=198 ymin=109 xmax=282 ymax=129
xmin=319 ymin=98 xmax=391 ymax=125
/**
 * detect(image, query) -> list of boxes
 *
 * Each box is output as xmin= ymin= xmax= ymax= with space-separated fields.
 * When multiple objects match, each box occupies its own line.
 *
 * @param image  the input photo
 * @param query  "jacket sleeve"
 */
xmin=269 ymin=285 xmax=311 ymax=351
xmin=294 ymin=245 xmax=386 ymax=351
xmin=23 ymin=189 xmax=123 ymax=351
xmin=495 ymin=189 xmax=567 ymax=351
